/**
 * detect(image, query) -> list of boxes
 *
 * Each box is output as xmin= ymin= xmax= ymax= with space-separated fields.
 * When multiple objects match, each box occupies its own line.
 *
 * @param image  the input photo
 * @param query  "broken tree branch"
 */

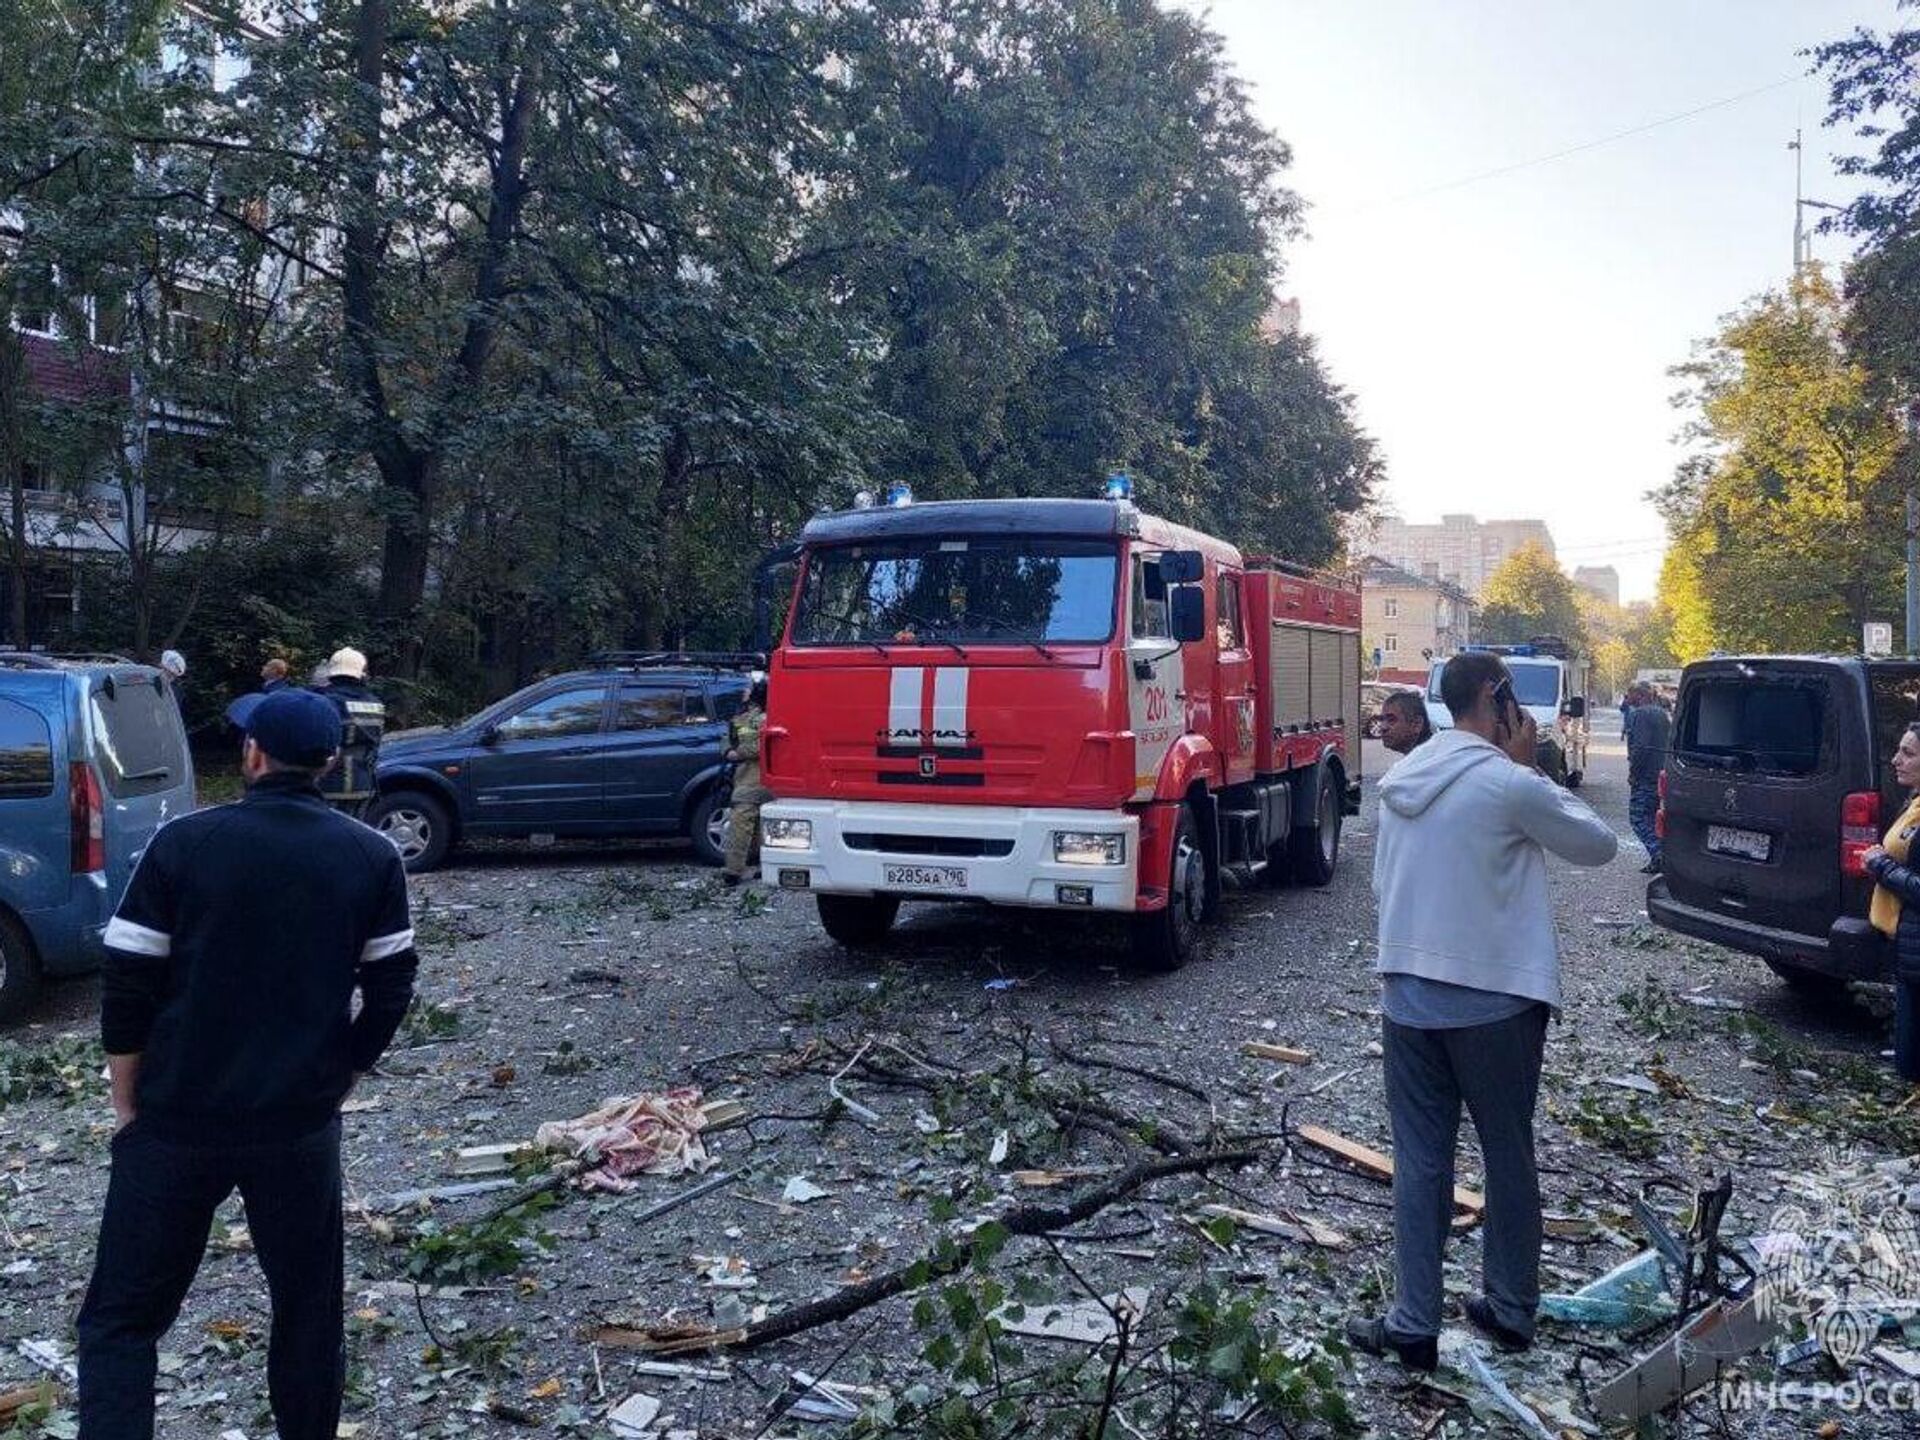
xmin=729 ymin=1147 xmax=1258 ymax=1350
xmin=1048 ymin=1036 xmax=1214 ymax=1106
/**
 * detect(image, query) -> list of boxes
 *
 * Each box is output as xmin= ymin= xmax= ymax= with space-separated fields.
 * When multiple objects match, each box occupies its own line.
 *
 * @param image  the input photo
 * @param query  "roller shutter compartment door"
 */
xmin=1309 ymin=630 xmax=1343 ymax=726
xmin=1270 ymin=624 xmax=1312 ymax=728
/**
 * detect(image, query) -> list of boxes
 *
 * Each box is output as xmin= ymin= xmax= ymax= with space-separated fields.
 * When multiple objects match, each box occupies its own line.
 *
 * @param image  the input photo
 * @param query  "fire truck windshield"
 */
xmin=791 ymin=536 xmax=1119 ymax=647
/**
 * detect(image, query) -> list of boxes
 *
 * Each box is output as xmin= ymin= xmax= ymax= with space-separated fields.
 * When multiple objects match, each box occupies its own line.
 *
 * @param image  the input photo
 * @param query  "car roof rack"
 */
xmin=586 ymin=651 xmax=765 ymax=673
xmin=0 ymin=652 xmax=62 ymax=670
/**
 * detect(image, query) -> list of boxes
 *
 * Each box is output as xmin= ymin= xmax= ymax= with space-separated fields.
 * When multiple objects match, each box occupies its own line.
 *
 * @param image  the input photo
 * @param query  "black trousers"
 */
xmin=77 ymin=1117 xmax=344 ymax=1440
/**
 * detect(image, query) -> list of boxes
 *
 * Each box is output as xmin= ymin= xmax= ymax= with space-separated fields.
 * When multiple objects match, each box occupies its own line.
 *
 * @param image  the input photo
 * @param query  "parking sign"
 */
xmin=1865 ymin=622 xmax=1893 ymax=657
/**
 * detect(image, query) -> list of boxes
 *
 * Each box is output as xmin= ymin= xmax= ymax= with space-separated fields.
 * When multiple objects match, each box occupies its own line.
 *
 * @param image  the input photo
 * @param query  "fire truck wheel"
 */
xmin=1289 ymin=770 xmax=1341 ymax=887
xmin=817 ymin=894 xmax=901 ymax=947
xmin=1132 ymin=805 xmax=1205 ymax=972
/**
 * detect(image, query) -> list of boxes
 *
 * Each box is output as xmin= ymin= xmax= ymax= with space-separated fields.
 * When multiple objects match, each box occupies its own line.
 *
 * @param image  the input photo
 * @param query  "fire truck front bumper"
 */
xmin=758 ymin=800 xmax=1140 ymax=911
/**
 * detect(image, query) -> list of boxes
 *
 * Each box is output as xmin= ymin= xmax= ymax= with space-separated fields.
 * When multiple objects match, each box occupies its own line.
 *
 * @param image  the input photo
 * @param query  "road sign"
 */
xmin=1865 ymin=622 xmax=1894 ymax=657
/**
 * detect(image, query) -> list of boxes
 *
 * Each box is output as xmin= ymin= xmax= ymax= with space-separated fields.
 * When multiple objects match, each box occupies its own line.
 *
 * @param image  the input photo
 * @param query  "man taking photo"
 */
xmin=77 ymin=688 xmax=419 ymax=1440
xmin=1348 ymin=650 xmax=1615 ymax=1371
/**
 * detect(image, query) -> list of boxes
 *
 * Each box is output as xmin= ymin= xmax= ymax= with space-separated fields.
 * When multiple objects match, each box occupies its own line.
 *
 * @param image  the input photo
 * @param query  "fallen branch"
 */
xmin=732 ymin=1147 xmax=1258 ymax=1350
xmin=1048 ymin=1036 xmax=1214 ymax=1105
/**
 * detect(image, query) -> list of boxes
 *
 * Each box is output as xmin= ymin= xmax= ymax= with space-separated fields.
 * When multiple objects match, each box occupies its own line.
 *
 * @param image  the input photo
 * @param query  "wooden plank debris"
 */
xmin=1197 ymin=1202 xmax=1350 ymax=1250
xmin=1241 ymin=1041 xmax=1313 ymax=1065
xmin=1294 ymin=1123 xmax=1485 ymax=1216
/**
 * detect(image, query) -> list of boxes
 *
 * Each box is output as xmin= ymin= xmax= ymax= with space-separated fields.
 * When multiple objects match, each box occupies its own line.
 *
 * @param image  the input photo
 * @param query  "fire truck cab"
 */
xmin=756 ymin=492 xmax=1361 ymax=969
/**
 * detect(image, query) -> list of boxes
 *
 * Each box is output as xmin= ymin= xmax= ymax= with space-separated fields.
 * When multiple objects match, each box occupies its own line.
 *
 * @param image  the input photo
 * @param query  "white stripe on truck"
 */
xmin=889 ymin=667 xmax=923 ymax=744
xmin=932 ymin=667 xmax=969 ymax=747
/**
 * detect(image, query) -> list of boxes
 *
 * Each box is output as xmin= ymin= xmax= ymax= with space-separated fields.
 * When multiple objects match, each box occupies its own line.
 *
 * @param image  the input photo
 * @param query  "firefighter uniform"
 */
xmin=316 ymin=649 xmax=385 ymax=816
xmin=723 ymin=702 xmax=770 ymax=880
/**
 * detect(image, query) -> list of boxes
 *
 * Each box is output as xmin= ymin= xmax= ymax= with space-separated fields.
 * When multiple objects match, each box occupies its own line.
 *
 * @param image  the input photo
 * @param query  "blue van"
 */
xmin=0 ymin=654 xmax=196 ymax=1020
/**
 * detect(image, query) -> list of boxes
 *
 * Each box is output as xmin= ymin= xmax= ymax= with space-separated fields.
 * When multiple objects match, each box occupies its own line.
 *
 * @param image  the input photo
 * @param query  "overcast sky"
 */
xmin=1179 ymin=0 xmax=1902 ymax=601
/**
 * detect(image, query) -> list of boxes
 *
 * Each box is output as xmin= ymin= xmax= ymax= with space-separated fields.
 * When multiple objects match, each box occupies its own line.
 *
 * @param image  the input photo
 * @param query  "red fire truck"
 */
xmin=755 ymin=489 xmax=1362 ymax=969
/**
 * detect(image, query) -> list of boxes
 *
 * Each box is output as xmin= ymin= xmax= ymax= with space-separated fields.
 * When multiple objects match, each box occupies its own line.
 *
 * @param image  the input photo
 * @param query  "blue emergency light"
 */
xmin=886 ymin=483 xmax=914 ymax=508
xmin=1104 ymin=471 xmax=1133 ymax=501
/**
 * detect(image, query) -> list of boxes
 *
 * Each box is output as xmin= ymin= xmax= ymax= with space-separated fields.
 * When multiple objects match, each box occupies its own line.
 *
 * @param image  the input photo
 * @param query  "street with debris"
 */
xmin=2 ymin=718 xmax=1916 ymax=1437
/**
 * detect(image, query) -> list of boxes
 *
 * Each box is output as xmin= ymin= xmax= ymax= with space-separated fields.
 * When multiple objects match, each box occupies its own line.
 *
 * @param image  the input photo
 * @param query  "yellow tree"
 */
xmin=1659 ymin=268 xmax=1903 ymax=653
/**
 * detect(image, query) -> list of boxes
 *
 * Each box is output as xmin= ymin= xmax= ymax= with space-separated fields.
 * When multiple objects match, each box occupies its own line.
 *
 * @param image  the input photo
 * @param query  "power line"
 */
xmin=1349 ymin=75 xmax=1803 ymax=212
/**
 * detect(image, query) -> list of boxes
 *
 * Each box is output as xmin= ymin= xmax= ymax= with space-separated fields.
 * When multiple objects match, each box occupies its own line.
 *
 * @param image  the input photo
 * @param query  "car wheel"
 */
xmin=817 ymin=894 xmax=900 ymax=947
xmin=0 ymin=910 xmax=43 ymax=1024
xmin=369 ymin=791 xmax=454 ymax=873
xmin=690 ymin=788 xmax=729 ymax=868
xmin=1132 ymin=804 xmax=1206 ymax=971
xmin=1289 ymin=769 xmax=1341 ymax=887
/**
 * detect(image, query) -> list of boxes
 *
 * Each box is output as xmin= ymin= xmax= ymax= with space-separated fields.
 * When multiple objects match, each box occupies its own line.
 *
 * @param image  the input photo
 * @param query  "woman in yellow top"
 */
xmin=1862 ymin=721 xmax=1920 ymax=1084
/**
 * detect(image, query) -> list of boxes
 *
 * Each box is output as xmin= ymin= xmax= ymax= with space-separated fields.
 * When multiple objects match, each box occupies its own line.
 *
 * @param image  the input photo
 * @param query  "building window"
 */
xmin=1383 ymin=597 xmax=1399 ymax=619
xmin=1384 ymin=634 xmax=1399 ymax=654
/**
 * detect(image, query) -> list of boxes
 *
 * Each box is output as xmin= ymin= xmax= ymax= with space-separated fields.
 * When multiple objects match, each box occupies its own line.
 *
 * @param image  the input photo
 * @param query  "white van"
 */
xmin=1425 ymin=645 xmax=1590 ymax=787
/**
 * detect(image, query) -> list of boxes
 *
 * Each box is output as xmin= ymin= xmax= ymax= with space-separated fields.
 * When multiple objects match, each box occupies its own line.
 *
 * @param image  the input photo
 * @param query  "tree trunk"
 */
xmin=0 ymin=318 xmax=30 ymax=647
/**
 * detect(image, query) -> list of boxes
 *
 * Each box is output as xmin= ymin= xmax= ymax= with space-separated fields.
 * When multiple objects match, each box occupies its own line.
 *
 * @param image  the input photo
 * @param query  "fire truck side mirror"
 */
xmin=1169 ymin=586 xmax=1207 ymax=644
xmin=1159 ymin=550 xmax=1205 ymax=584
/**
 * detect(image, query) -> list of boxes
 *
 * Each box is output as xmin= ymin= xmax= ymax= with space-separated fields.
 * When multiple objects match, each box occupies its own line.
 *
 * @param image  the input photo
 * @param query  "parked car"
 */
xmin=1361 ymin=681 xmax=1420 ymax=738
xmin=1647 ymin=654 xmax=1920 ymax=991
xmin=0 ymin=653 xmax=196 ymax=1020
xmin=368 ymin=656 xmax=753 ymax=873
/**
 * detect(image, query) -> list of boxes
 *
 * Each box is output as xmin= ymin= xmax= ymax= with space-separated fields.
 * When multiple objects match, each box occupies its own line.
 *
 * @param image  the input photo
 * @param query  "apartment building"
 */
xmin=3 ymin=4 xmax=286 ymax=644
xmin=1573 ymin=564 xmax=1620 ymax=607
xmin=1364 ymin=513 xmax=1556 ymax=597
xmin=1360 ymin=555 xmax=1472 ymax=681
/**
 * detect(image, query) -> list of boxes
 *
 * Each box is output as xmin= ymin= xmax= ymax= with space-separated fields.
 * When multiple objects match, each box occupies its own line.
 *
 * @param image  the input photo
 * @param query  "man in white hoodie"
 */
xmin=1347 ymin=650 xmax=1617 ymax=1372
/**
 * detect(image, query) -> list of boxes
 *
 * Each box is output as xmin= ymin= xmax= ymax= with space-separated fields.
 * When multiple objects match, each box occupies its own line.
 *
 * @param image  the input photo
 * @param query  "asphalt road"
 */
xmin=5 ymin=708 xmax=1909 ymax=1436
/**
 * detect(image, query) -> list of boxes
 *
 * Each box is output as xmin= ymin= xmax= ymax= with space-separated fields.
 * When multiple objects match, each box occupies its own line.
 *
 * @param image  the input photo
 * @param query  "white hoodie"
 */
xmin=1374 ymin=728 xmax=1617 ymax=1009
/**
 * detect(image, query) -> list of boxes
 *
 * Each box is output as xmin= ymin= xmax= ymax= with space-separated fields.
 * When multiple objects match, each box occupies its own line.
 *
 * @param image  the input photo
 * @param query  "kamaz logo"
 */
xmin=879 ymin=727 xmax=976 ymax=744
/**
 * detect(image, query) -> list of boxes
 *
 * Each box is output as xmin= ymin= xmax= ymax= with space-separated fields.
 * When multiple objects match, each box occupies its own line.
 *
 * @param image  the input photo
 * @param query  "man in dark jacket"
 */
xmin=1623 ymin=684 xmax=1671 ymax=874
xmin=77 ymin=688 xmax=419 ymax=1440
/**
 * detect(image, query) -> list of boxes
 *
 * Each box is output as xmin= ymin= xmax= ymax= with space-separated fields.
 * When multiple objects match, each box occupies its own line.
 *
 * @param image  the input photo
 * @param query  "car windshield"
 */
xmin=1508 ymin=663 xmax=1560 ymax=707
xmin=1426 ymin=660 xmax=1558 ymax=707
xmin=791 ymin=536 xmax=1119 ymax=646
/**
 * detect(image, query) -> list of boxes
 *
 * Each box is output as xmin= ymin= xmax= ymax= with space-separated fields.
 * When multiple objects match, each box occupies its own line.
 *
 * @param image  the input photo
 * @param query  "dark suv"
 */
xmin=368 ymin=655 xmax=753 ymax=873
xmin=1647 ymin=655 xmax=1920 ymax=989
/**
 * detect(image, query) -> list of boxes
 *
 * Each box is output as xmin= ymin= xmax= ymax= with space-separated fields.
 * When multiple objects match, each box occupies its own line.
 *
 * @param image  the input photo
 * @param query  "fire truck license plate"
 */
xmin=1706 ymin=825 xmax=1770 ymax=862
xmin=883 ymin=863 xmax=968 ymax=890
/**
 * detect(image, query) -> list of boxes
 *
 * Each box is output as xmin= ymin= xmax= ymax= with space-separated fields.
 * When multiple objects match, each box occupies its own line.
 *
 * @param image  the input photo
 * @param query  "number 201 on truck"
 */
xmin=753 ymin=489 xmax=1363 ymax=970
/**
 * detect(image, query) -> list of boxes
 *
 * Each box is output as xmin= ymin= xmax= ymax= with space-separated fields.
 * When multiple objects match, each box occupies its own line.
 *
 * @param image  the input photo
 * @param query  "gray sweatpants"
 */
xmin=1383 ymin=1005 xmax=1548 ymax=1342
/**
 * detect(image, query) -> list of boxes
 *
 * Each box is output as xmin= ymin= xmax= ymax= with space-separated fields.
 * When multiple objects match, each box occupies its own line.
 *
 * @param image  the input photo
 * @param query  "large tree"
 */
xmin=1477 ymin=542 xmax=1586 ymax=650
xmin=1655 ymin=269 xmax=1903 ymax=654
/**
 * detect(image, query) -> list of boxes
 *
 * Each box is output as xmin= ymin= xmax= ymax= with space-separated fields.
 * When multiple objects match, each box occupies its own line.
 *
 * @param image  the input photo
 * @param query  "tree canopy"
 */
xmin=1476 ymin=542 xmax=1587 ymax=651
xmin=1 ymin=0 xmax=1380 ymax=715
xmin=1653 ymin=269 xmax=1903 ymax=655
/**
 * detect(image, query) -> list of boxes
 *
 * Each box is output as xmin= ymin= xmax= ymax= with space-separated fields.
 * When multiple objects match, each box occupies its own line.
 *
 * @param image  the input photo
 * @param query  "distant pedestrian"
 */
xmin=721 ymin=678 xmax=770 ymax=886
xmin=261 ymin=658 xmax=291 ymax=694
xmin=1346 ymin=651 xmax=1616 ymax=1372
xmin=1862 ymin=722 xmax=1920 ymax=1085
xmin=1377 ymin=691 xmax=1434 ymax=757
xmin=1624 ymin=682 xmax=1671 ymax=874
xmin=77 ymin=688 xmax=418 ymax=1440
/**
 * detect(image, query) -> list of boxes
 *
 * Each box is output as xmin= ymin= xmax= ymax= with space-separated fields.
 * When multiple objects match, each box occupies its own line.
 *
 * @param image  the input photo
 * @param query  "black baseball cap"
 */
xmin=227 ymin=689 xmax=341 ymax=767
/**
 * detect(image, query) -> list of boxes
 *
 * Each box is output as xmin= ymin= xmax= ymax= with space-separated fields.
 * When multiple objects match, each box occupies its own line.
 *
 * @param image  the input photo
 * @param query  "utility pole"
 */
xmin=1908 ymin=403 xmax=1920 ymax=656
xmin=1791 ymin=129 xmax=1805 ymax=274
